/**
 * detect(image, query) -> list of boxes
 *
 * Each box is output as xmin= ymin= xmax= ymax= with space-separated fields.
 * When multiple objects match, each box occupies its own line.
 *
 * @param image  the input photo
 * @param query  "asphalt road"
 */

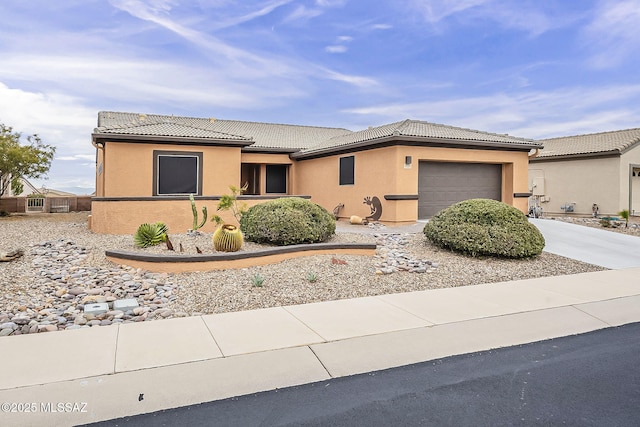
xmin=529 ymin=218 xmax=640 ymax=269
xmin=87 ymin=322 xmax=640 ymax=427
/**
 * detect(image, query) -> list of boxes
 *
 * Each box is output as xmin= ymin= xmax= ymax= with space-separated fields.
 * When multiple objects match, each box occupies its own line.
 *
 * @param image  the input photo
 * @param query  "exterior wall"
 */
xmin=90 ymin=196 xmax=300 ymax=234
xmin=529 ymin=156 xmax=620 ymax=216
xmin=295 ymin=146 xmax=530 ymax=222
xmin=620 ymin=147 xmax=640 ymax=216
xmin=100 ymin=141 xmax=241 ymax=197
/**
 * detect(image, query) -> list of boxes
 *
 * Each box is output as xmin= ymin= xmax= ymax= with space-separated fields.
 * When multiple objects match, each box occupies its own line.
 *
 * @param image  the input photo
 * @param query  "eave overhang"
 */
xmin=91 ymin=133 xmax=254 ymax=148
xmin=290 ymin=135 xmax=541 ymax=160
xmin=529 ymin=150 xmax=621 ymax=162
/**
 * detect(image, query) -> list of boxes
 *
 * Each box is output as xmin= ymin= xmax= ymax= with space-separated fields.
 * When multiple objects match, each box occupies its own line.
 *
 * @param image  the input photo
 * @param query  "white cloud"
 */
xmin=584 ymin=0 xmax=640 ymax=68
xmin=371 ymin=23 xmax=393 ymax=30
xmin=412 ymin=0 xmax=488 ymax=24
xmin=408 ymin=0 xmax=563 ymax=37
xmin=283 ymin=5 xmax=323 ymax=23
xmin=325 ymin=45 xmax=348 ymax=53
xmin=343 ymin=84 xmax=640 ymax=139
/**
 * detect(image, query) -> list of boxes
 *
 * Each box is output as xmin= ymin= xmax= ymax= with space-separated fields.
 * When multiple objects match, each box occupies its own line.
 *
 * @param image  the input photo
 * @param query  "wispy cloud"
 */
xmin=583 ymin=0 xmax=640 ymax=68
xmin=408 ymin=0 xmax=560 ymax=37
xmin=343 ymin=84 xmax=640 ymax=138
xmin=325 ymin=45 xmax=348 ymax=53
xmin=282 ymin=5 xmax=323 ymax=24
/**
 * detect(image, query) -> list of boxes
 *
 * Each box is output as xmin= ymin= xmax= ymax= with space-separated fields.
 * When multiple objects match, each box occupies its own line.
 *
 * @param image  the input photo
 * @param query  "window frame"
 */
xmin=339 ymin=155 xmax=355 ymax=186
xmin=153 ymin=150 xmax=203 ymax=196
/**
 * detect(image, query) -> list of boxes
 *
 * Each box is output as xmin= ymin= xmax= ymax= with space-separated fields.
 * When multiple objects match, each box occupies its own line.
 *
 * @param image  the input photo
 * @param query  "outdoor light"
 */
xmin=405 ymin=156 xmax=412 ymax=165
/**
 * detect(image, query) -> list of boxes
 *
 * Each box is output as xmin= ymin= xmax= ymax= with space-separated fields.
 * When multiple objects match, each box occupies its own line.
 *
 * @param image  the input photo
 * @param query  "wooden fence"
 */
xmin=0 ymin=196 xmax=92 ymax=213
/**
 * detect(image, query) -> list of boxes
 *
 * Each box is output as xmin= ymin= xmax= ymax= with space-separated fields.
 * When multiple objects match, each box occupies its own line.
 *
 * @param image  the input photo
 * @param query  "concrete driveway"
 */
xmin=529 ymin=218 xmax=640 ymax=269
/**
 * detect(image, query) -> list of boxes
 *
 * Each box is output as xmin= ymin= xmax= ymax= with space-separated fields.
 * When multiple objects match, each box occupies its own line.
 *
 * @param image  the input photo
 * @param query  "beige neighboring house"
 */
xmin=529 ymin=128 xmax=640 ymax=216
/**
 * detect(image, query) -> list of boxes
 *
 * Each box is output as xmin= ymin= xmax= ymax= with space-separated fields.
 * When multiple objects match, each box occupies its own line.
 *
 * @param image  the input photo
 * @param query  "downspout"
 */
xmin=528 ymin=148 xmax=540 ymax=159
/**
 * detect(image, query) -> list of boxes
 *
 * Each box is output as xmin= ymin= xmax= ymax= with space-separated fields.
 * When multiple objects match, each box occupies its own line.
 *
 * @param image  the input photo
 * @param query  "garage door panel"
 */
xmin=418 ymin=162 xmax=502 ymax=218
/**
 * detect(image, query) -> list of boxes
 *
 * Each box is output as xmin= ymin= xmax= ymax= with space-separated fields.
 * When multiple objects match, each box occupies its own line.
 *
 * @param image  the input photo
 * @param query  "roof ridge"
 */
xmin=403 ymin=119 xmax=534 ymax=142
xmin=97 ymin=111 xmax=352 ymax=132
xmin=539 ymin=127 xmax=640 ymax=141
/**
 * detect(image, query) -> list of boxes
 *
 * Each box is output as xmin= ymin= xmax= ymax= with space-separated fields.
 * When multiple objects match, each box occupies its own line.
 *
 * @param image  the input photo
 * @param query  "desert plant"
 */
xmin=423 ymin=199 xmax=545 ymax=258
xmin=212 ymin=224 xmax=244 ymax=252
xmin=134 ymin=222 xmax=168 ymax=248
xmin=240 ymin=197 xmax=336 ymax=245
xmin=189 ymin=194 xmax=207 ymax=231
xmin=619 ymin=209 xmax=630 ymax=228
xmin=251 ymin=273 xmax=265 ymax=287
xmin=211 ymin=184 xmax=248 ymax=225
xmin=307 ymin=272 xmax=318 ymax=283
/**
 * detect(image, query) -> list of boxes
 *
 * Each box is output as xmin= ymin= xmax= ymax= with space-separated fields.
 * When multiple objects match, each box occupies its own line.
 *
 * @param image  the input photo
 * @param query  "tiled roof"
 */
xmin=536 ymin=128 xmax=640 ymax=158
xmin=94 ymin=112 xmax=538 ymax=154
xmin=301 ymin=119 xmax=536 ymax=154
xmin=95 ymin=111 xmax=351 ymax=149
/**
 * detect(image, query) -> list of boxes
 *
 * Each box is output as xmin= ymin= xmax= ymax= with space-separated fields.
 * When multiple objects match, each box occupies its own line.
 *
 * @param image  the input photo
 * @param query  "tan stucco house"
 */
xmin=91 ymin=111 xmax=540 ymax=234
xmin=529 ymin=128 xmax=640 ymax=217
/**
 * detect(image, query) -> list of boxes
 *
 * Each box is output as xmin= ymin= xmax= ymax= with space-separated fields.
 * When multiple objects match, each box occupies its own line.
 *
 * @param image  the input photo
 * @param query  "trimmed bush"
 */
xmin=240 ymin=197 xmax=336 ymax=245
xmin=423 ymin=199 xmax=545 ymax=258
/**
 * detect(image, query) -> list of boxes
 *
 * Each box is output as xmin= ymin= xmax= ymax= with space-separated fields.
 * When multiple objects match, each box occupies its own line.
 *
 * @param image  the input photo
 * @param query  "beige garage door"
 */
xmin=418 ymin=162 xmax=502 ymax=218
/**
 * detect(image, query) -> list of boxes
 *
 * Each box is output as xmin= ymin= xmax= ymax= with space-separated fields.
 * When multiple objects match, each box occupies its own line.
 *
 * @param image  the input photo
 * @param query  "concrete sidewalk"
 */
xmin=0 ymin=268 xmax=639 ymax=426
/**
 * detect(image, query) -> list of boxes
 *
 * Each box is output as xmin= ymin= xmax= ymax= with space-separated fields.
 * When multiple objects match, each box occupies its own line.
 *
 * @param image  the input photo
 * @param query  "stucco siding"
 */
xmin=296 ymin=146 xmax=529 ymax=222
xmin=100 ymin=141 xmax=241 ymax=197
xmin=529 ymin=156 xmax=620 ymax=216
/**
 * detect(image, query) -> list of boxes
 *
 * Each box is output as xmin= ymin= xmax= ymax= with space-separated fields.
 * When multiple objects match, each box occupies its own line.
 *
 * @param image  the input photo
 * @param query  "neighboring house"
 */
xmin=0 ymin=176 xmax=41 ymax=197
xmin=529 ymin=128 xmax=640 ymax=217
xmin=91 ymin=111 xmax=540 ymax=234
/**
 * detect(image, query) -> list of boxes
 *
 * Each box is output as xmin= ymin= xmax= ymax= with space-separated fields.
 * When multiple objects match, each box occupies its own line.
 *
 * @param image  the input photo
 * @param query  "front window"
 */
xmin=339 ymin=156 xmax=355 ymax=185
xmin=266 ymin=164 xmax=288 ymax=193
xmin=153 ymin=151 xmax=203 ymax=196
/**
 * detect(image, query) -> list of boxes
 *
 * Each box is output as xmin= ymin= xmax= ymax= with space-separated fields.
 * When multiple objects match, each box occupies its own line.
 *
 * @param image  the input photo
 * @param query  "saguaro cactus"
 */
xmin=190 ymin=194 xmax=208 ymax=231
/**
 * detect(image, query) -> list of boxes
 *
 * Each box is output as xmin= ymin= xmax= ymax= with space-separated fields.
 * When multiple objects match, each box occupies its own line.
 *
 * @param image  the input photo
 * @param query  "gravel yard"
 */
xmin=0 ymin=212 xmax=605 ymax=336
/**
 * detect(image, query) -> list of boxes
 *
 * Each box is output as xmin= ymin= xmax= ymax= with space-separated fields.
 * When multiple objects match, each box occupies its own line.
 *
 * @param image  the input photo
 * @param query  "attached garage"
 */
xmin=418 ymin=161 xmax=502 ymax=218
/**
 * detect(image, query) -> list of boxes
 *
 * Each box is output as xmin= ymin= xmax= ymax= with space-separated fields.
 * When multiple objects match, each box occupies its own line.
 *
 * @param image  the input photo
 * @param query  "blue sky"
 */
xmin=1 ymin=0 xmax=639 ymax=194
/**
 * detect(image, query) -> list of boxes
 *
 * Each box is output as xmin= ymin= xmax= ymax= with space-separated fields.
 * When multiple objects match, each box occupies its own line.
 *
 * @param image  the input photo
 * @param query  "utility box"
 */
xmin=532 ymin=177 xmax=545 ymax=196
xmin=113 ymin=299 xmax=139 ymax=312
xmin=84 ymin=303 xmax=109 ymax=316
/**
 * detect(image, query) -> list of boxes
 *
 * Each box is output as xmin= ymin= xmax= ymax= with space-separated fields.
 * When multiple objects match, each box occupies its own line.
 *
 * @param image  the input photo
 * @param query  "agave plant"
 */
xmin=134 ymin=222 xmax=168 ymax=248
xmin=212 ymin=224 xmax=244 ymax=252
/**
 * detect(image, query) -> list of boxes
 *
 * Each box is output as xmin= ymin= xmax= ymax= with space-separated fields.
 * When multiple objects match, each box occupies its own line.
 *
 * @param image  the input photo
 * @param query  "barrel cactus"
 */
xmin=213 ymin=224 xmax=244 ymax=252
xmin=134 ymin=222 xmax=168 ymax=248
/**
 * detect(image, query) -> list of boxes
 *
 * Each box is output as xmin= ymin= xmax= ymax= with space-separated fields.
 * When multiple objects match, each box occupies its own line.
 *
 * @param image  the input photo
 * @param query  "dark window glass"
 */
xmin=266 ymin=164 xmax=287 ymax=193
xmin=339 ymin=156 xmax=355 ymax=185
xmin=154 ymin=152 xmax=201 ymax=195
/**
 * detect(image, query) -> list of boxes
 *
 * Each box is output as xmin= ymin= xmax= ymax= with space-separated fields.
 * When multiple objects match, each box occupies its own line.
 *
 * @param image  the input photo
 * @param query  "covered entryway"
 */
xmin=418 ymin=161 xmax=502 ymax=218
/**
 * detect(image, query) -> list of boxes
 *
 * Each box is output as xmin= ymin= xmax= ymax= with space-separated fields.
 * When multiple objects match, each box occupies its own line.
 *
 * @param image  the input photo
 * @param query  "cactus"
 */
xmin=212 ymin=224 xmax=244 ymax=252
xmin=134 ymin=222 xmax=168 ymax=248
xmin=190 ymin=194 xmax=207 ymax=231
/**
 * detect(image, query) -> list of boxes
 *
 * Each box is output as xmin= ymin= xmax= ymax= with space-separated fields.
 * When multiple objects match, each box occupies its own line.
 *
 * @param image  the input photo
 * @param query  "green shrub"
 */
xmin=240 ymin=197 xmax=336 ymax=245
xmin=423 ymin=199 xmax=545 ymax=258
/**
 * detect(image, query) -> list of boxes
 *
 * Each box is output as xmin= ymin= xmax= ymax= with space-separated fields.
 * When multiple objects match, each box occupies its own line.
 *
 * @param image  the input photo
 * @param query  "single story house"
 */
xmin=91 ymin=111 xmax=540 ymax=234
xmin=529 ymin=128 xmax=640 ymax=217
